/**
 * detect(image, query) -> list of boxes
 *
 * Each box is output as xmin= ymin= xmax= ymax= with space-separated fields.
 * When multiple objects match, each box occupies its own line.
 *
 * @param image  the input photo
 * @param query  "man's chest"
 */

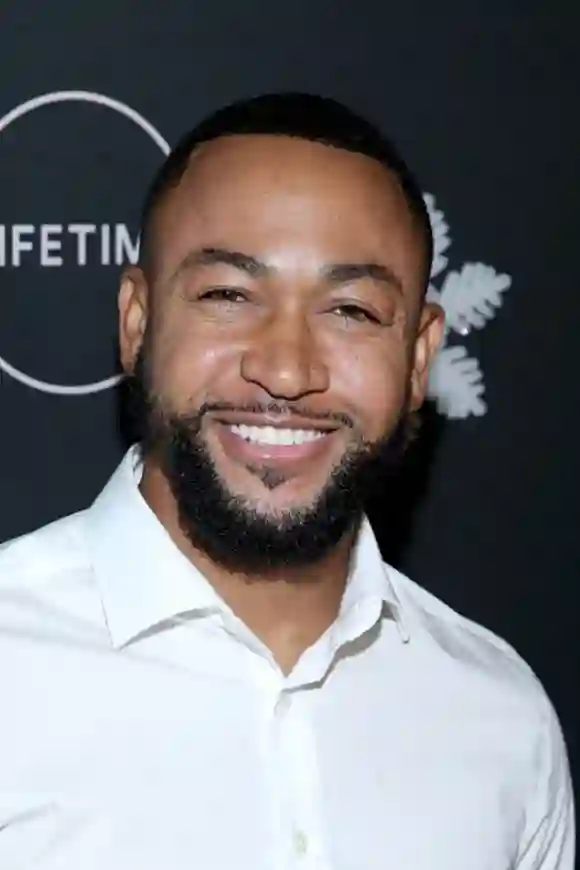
xmin=0 ymin=638 xmax=527 ymax=870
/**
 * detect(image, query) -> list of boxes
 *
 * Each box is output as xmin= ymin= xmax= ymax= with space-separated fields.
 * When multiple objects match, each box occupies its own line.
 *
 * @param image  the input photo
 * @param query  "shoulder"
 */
xmin=388 ymin=568 xmax=574 ymax=857
xmin=0 ymin=511 xmax=88 ymax=583
xmin=0 ymin=512 xmax=97 ymax=636
xmin=387 ymin=565 xmax=572 ymax=808
xmin=388 ymin=564 xmax=557 ymax=726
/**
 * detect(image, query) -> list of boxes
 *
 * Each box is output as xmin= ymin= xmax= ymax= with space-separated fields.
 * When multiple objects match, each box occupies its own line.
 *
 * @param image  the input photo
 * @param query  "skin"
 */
xmin=119 ymin=134 xmax=444 ymax=672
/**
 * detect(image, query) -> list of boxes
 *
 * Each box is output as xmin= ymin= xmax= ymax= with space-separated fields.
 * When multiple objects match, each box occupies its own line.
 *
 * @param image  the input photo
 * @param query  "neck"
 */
xmin=140 ymin=460 xmax=356 ymax=674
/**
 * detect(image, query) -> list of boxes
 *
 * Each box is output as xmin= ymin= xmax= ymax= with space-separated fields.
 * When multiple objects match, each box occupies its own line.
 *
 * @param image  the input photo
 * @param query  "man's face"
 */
xmin=120 ymin=135 xmax=443 ymax=570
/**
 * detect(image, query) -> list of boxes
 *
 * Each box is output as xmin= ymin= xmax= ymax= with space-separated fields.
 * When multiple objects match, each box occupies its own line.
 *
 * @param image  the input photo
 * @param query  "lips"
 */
xmin=211 ymin=409 xmax=339 ymax=432
xmin=213 ymin=416 xmax=339 ymax=466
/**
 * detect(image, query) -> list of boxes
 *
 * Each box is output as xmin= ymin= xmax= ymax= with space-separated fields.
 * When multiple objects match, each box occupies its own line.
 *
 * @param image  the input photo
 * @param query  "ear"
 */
xmin=118 ymin=266 xmax=149 ymax=375
xmin=409 ymin=301 xmax=445 ymax=411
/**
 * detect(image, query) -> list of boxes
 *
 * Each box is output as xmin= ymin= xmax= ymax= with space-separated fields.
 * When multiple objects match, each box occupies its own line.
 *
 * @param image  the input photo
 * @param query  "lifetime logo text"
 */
xmin=0 ymin=223 xmax=140 ymax=267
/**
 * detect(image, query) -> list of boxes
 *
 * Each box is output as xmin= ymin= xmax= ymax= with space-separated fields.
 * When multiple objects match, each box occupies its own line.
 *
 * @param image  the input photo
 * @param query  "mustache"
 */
xmin=198 ymin=401 xmax=355 ymax=429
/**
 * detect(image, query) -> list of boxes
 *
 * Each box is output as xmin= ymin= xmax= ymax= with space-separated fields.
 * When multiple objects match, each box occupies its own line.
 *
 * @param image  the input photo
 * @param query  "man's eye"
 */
xmin=333 ymin=304 xmax=380 ymax=324
xmin=199 ymin=288 xmax=247 ymax=303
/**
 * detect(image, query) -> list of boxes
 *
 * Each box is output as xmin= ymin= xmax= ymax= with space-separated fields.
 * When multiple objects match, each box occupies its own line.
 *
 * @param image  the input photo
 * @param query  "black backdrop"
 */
xmin=0 ymin=0 xmax=578 ymax=832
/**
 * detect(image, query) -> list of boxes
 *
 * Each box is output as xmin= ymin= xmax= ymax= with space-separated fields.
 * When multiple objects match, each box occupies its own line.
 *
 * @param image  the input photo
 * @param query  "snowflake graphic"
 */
xmin=424 ymin=194 xmax=512 ymax=419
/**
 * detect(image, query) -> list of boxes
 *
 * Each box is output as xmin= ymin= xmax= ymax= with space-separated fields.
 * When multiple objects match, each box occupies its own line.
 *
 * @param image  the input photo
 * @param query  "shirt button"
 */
xmin=293 ymin=829 xmax=308 ymax=857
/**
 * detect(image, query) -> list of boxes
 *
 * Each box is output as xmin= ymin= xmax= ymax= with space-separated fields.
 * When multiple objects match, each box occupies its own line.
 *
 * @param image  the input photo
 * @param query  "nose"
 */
xmin=240 ymin=309 xmax=329 ymax=400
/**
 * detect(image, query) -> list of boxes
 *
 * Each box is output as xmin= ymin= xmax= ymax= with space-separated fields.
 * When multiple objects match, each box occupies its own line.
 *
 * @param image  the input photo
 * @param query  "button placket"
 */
xmin=268 ymin=690 xmax=330 ymax=869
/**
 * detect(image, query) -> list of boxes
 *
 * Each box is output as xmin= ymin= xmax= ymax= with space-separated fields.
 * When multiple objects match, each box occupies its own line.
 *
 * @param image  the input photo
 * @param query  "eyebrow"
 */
xmin=323 ymin=262 xmax=403 ymax=294
xmin=171 ymin=247 xmax=269 ymax=281
xmin=171 ymin=246 xmax=404 ymax=293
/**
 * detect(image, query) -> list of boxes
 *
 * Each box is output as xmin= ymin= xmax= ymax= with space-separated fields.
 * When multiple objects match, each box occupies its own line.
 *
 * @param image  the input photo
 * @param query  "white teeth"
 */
xmin=229 ymin=424 xmax=326 ymax=446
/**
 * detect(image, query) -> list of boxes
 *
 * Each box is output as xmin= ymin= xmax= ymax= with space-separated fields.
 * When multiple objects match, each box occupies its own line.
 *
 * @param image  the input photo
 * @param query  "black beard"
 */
xmin=124 ymin=350 xmax=410 ymax=576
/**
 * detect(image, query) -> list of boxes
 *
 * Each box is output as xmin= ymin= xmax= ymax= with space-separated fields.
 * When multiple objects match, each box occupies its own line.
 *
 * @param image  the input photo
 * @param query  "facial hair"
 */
xmin=125 ymin=347 xmax=411 ymax=576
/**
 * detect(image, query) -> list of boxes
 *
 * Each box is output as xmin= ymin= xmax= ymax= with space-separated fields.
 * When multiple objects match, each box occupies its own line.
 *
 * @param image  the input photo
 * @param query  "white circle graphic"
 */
xmin=0 ymin=90 xmax=170 ymax=395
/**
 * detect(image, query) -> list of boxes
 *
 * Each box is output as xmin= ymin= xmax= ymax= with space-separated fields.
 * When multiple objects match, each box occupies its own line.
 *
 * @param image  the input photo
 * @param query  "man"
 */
xmin=0 ymin=93 xmax=573 ymax=868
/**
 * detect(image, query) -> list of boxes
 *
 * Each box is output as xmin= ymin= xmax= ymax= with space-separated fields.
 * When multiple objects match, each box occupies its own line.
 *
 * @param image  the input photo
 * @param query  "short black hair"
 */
xmin=139 ymin=92 xmax=433 ymax=285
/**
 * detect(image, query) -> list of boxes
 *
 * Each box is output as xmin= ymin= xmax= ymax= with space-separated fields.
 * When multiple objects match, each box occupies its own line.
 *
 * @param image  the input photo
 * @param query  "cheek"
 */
xmin=329 ymin=339 xmax=410 ymax=437
xmin=147 ymin=312 xmax=240 ymax=403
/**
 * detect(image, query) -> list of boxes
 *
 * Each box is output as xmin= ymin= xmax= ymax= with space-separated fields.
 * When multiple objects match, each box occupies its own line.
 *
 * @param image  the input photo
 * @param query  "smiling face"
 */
xmin=120 ymin=134 xmax=443 ymax=571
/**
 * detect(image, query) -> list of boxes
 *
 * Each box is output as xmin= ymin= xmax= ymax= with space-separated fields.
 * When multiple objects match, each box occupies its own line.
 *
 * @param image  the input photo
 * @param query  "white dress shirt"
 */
xmin=0 ymin=448 xmax=574 ymax=869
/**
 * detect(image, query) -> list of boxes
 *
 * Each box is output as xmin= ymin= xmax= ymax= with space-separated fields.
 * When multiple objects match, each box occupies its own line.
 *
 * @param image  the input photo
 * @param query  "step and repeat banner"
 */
xmin=0 ymin=1 xmax=577 ymax=799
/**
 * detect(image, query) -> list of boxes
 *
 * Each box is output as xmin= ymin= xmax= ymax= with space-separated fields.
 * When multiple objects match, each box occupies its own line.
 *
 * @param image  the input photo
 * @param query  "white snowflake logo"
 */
xmin=424 ymin=194 xmax=512 ymax=419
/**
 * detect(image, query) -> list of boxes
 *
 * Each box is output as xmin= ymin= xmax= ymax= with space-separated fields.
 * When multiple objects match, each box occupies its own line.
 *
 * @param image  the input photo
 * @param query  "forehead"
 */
xmin=150 ymin=134 xmax=424 ymax=288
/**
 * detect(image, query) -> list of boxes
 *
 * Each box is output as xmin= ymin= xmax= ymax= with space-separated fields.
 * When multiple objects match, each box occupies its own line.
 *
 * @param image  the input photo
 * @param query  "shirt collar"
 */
xmin=84 ymin=447 xmax=409 ymax=649
xmin=336 ymin=515 xmax=410 ymax=645
xmin=85 ymin=447 xmax=221 ymax=648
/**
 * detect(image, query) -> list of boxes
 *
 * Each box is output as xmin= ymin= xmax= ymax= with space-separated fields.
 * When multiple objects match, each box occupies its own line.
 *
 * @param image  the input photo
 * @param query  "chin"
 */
xmin=230 ymin=479 xmax=323 ymax=515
